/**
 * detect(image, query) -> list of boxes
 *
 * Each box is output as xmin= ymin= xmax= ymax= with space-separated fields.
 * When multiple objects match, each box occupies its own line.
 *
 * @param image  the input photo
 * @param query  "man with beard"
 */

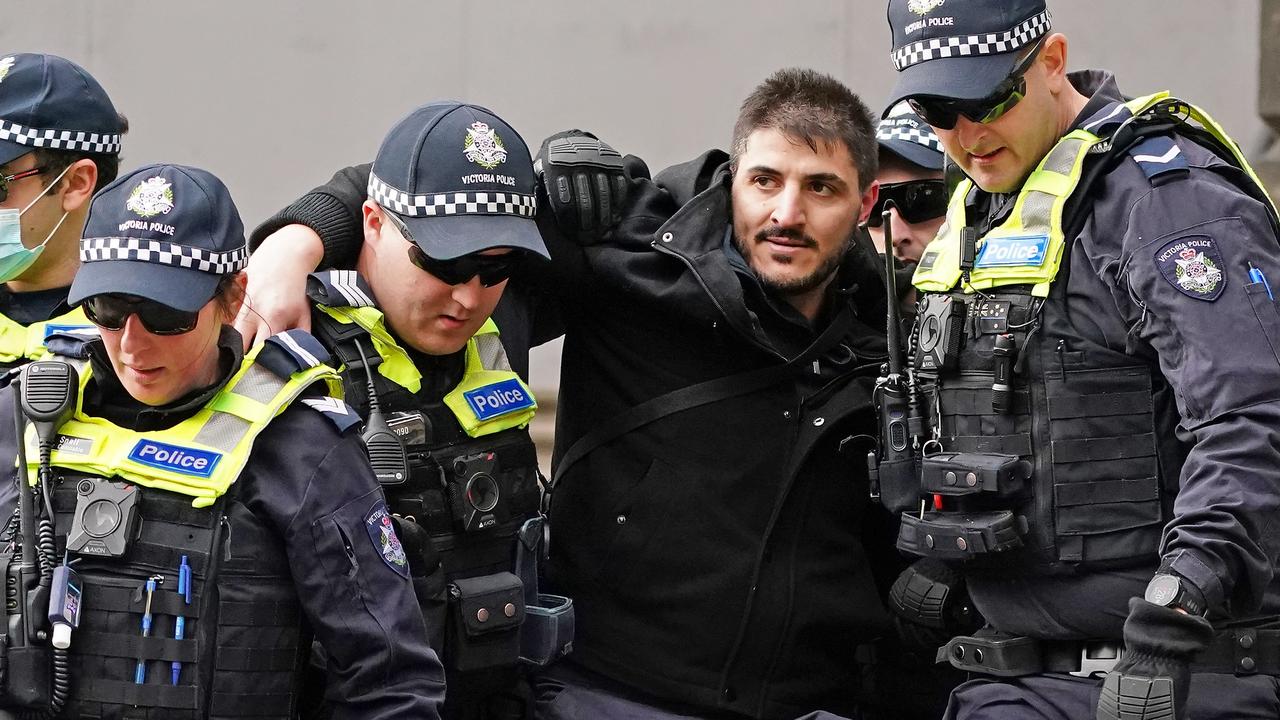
xmin=241 ymin=69 xmax=898 ymax=720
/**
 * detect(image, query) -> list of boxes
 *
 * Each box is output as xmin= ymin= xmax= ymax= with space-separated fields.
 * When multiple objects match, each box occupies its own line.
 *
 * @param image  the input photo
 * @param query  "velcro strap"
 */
xmin=83 ymin=585 xmax=203 ymax=619
xmin=1054 ymin=477 xmax=1160 ymax=507
xmin=74 ymin=676 xmax=200 ymax=709
xmin=216 ymin=646 xmax=301 ymax=672
xmin=76 ymin=630 xmax=199 ymax=662
xmin=940 ymin=387 xmax=1031 ymax=415
xmin=1047 ymin=391 xmax=1150 ymax=419
xmin=946 ymin=434 xmax=1032 ymax=456
xmin=219 ymin=600 xmax=300 ymax=626
xmin=210 ymin=691 xmax=294 ymax=716
xmin=1051 ymin=433 xmax=1155 ymax=463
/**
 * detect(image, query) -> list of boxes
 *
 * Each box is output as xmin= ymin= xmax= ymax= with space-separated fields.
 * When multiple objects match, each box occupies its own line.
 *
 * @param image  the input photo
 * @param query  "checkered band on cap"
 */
xmin=877 ymin=124 xmax=943 ymax=154
xmin=367 ymin=172 xmax=536 ymax=219
xmin=80 ymin=237 xmax=248 ymax=274
xmin=0 ymin=118 xmax=121 ymax=154
xmin=892 ymin=10 xmax=1052 ymax=71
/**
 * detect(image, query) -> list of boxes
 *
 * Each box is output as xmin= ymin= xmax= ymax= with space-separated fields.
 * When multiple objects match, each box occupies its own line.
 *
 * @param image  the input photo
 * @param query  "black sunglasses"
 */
xmin=866 ymin=179 xmax=948 ymax=227
xmin=406 ymin=243 xmax=520 ymax=287
xmin=83 ymin=293 xmax=202 ymax=335
xmin=0 ymin=165 xmax=46 ymax=203
xmin=907 ymin=40 xmax=1044 ymax=131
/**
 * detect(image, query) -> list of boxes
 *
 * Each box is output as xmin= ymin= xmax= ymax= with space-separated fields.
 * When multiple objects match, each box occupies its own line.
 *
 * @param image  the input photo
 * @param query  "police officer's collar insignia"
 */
xmin=365 ymin=503 xmax=409 ymax=578
xmin=1156 ymin=236 xmax=1225 ymax=301
xmin=463 ymin=121 xmax=507 ymax=170
xmin=907 ymin=0 xmax=945 ymax=14
xmin=126 ymin=176 xmax=176 ymax=219
xmin=0 ymin=57 xmax=15 ymax=84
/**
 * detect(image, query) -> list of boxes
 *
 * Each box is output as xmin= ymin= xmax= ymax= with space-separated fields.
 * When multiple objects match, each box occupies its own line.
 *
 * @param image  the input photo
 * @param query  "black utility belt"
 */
xmin=939 ymin=628 xmax=1280 ymax=678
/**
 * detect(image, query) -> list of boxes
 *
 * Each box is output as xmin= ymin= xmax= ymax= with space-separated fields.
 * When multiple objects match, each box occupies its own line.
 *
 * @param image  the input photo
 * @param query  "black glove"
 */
xmin=535 ymin=130 xmax=627 ymax=243
xmin=889 ymin=558 xmax=980 ymax=650
xmin=1096 ymin=598 xmax=1214 ymax=720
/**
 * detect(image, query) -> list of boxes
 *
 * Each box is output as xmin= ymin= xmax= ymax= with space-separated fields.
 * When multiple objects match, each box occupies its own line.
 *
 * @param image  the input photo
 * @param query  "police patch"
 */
xmin=127 ymin=440 xmax=220 ymax=478
xmin=975 ymin=234 xmax=1049 ymax=268
xmin=1155 ymin=235 xmax=1225 ymax=301
xmin=364 ymin=503 xmax=409 ymax=578
xmin=463 ymin=378 xmax=535 ymax=421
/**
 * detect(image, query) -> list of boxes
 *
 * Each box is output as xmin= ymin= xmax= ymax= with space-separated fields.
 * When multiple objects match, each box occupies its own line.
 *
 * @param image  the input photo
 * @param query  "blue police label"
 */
xmin=42 ymin=323 xmax=94 ymax=339
xmin=365 ymin=503 xmax=409 ymax=578
xmin=127 ymin=440 xmax=221 ymax=478
xmin=975 ymin=234 xmax=1050 ymax=268
xmin=463 ymin=378 xmax=534 ymax=421
xmin=1155 ymin=235 xmax=1225 ymax=301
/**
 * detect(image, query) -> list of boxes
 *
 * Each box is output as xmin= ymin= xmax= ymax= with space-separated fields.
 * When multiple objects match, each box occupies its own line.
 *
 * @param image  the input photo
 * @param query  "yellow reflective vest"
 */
xmin=0 ymin=307 xmax=95 ymax=365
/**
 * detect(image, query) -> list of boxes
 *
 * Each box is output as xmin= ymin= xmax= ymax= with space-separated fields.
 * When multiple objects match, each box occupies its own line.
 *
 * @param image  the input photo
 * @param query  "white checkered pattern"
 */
xmin=0 ymin=118 xmax=121 ymax=154
xmin=80 ymin=237 xmax=247 ymax=274
xmin=877 ymin=124 xmax=943 ymax=154
xmin=367 ymin=172 xmax=536 ymax=219
xmin=892 ymin=10 xmax=1051 ymax=71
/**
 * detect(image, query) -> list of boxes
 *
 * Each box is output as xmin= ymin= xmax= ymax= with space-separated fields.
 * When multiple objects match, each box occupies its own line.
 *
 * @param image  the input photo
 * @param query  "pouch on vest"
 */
xmin=519 ymin=594 xmax=574 ymax=668
xmin=447 ymin=572 xmax=525 ymax=672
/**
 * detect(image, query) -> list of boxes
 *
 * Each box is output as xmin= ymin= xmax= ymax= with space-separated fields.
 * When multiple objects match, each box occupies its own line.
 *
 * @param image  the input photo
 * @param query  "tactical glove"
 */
xmin=535 ymin=130 xmax=627 ymax=244
xmin=889 ymin=557 xmax=980 ymax=650
xmin=1096 ymin=597 xmax=1213 ymax=720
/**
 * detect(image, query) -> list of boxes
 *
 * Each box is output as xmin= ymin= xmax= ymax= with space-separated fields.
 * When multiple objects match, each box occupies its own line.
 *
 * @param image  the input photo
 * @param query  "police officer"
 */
xmin=276 ymin=102 xmax=565 ymax=720
xmin=0 ymin=53 xmax=126 ymax=369
xmin=0 ymin=163 xmax=444 ymax=718
xmin=867 ymin=103 xmax=947 ymax=266
xmin=874 ymin=0 xmax=1280 ymax=717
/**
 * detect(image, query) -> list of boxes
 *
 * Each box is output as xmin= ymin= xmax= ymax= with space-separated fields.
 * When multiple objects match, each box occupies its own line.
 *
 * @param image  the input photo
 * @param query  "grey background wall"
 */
xmin=5 ymin=0 xmax=1266 ymax=395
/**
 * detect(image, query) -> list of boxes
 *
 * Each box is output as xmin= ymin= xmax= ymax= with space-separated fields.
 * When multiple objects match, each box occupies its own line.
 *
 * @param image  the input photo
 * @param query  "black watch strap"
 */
xmin=1144 ymin=572 xmax=1207 ymax=617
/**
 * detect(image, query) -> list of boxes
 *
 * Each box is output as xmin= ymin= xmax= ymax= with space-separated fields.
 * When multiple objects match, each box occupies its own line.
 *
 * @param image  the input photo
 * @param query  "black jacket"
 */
xmin=252 ymin=151 xmax=899 ymax=719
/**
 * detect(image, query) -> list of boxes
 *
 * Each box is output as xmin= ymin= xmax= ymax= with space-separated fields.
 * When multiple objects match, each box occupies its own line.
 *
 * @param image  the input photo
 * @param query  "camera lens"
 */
xmin=465 ymin=473 xmax=500 ymax=513
xmin=83 ymin=499 xmax=122 ymax=538
xmin=77 ymin=479 xmax=95 ymax=495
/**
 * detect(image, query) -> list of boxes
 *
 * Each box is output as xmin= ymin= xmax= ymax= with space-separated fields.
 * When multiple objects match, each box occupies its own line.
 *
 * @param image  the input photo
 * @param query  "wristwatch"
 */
xmin=1144 ymin=573 xmax=1207 ymax=617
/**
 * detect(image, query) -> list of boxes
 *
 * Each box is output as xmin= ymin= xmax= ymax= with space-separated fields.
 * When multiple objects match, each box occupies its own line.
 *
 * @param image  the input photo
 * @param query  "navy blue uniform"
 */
xmin=0 ymin=331 xmax=446 ymax=719
xmin=945 ymin=70 xmax=1280 ymax=718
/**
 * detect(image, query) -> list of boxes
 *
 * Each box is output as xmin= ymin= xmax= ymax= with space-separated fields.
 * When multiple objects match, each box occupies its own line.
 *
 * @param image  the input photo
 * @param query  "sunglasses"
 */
xmin=0 ymin=165 xmax=46 ymax=203
xmin=907 ymin=40 xmax=1044 ymax=131
xmin=83 ymin=293 xmax=202 ymax=335
xmin=406 ymin=243 xmax=520 ymax=287
xmin=866 ymin=179 xmax=948 ymax=227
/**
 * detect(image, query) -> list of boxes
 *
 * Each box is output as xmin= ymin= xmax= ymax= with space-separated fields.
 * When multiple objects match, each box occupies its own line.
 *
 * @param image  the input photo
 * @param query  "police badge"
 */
xmin=126 ymin=177 xmax=176 ymax=219
xmin=907 ymin=0 xmax=946 ymax=14
xmin=1155 ymin=235 xmax=1225 ymax=301
xmin=464 ymin=121 xmax=508 ymax=170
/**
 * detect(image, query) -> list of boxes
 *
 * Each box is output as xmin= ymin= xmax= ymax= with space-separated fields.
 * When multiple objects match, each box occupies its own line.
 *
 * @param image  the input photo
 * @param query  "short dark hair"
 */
xmin=731 ymin=68 xmax=878 ymax=191
xmin=33 ymin=112 xmax=130 ymax=194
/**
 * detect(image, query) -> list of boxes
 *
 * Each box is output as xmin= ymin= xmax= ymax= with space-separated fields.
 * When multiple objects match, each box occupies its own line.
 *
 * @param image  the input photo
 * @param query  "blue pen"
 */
xmin=134 ymin=575 xmax=162 ymax=684
xmin=171 ymin=556 xmax=191 ymax=685
xmin=1249 ymin=262 xmax=1274 ymax=300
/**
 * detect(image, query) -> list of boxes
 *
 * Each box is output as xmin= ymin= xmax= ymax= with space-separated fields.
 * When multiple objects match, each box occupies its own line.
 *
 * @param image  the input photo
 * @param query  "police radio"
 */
xmin=869 ymin=204 xmax=928 ymax=514
xmin=353 ymin=338 xmax=409 ymax=485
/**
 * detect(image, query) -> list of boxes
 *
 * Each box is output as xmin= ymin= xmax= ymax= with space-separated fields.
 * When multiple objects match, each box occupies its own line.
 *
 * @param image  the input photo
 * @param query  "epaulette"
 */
xmin=300 ymin=396 xmax=362 ymax=434
xmin=257 ymin=329 xmax=333 ymax=379
xmin=1126 ymin=135 xmax=1190 ymax=186
xmin=43 ymin=327 xmax=100 ymax=359
xmin=306 ymin=270 xmax=376 ymax=308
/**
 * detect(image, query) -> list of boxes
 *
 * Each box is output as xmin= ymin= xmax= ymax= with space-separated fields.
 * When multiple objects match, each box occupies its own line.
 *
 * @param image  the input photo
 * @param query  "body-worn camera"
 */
xmin=448 ymin=451 xmax=505 ymax=533
xmin=66 ymin=478 xmax=140 ymax=558
xmin=915 ymin=294 xmax=966 ymax=373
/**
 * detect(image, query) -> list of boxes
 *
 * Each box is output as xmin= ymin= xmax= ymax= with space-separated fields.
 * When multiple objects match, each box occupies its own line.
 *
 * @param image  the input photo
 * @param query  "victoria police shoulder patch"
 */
xmin=1155 ymin=235 xmax=1225 ymax=301
xmin=364 ymin=502 xmax=409 ymax=578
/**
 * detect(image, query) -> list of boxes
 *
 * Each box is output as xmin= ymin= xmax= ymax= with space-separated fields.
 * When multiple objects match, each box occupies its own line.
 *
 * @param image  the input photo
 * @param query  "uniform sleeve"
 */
xmin=251 ymin=411 xmax=445 ymax=719
xmin=1117 ymin=166 xmax=1280 ymax=616
xmin=248 ymin=164 xmax=372 ymax=269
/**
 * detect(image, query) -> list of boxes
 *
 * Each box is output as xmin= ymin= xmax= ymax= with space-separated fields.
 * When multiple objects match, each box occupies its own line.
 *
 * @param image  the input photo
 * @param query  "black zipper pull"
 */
xmin=1055 ymin=339 xmax=1068 ymax=380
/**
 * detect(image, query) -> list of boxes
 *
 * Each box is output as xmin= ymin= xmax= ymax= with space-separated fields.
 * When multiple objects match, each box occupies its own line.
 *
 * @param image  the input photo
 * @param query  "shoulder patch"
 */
xmin=1128 ymin=135 xmax=1189 ymax=185
xmin=1155 ymin=235 xmax=1225 ymax=301
xmin=364 ymin=502 xmax=409 ymax=578
xmin=300 ymin=397 xmax=362 ymax=433
xmin=306 ymin=270 xmax=376 ymax=308
xmin=259 ymin=329 xmax=333 ymax=378
xmin=463 ymin=378 xmax=535 ymax=421
xmin=43 ymin=327 xmax=99 ymax=359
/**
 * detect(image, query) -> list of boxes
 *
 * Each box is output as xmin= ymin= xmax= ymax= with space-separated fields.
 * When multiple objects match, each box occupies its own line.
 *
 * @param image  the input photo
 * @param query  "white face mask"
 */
xmin=0 ymin=163 xmax=73 ymax=282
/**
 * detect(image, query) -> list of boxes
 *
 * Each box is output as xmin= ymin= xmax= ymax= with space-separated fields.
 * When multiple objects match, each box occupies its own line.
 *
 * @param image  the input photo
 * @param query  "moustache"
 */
xmin=754 ymin=227 xmax=817 ymax=248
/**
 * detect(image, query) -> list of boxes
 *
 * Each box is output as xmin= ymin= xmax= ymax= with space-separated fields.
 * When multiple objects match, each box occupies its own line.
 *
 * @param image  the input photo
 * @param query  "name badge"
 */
xmin=128 ymin=440 xmax=221 ymax=478
xmin=975 ymin=234 xmax=1049 ymax=268
xmin=463 ymin=379 xmax=535 ymax=421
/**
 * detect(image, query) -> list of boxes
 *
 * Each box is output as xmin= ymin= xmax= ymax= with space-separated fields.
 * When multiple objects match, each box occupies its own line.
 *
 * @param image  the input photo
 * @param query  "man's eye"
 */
xmin=753 ymin=176 xmax=778 ymax=189
xmin=809 ymin=182 xmax=833 ymax=195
